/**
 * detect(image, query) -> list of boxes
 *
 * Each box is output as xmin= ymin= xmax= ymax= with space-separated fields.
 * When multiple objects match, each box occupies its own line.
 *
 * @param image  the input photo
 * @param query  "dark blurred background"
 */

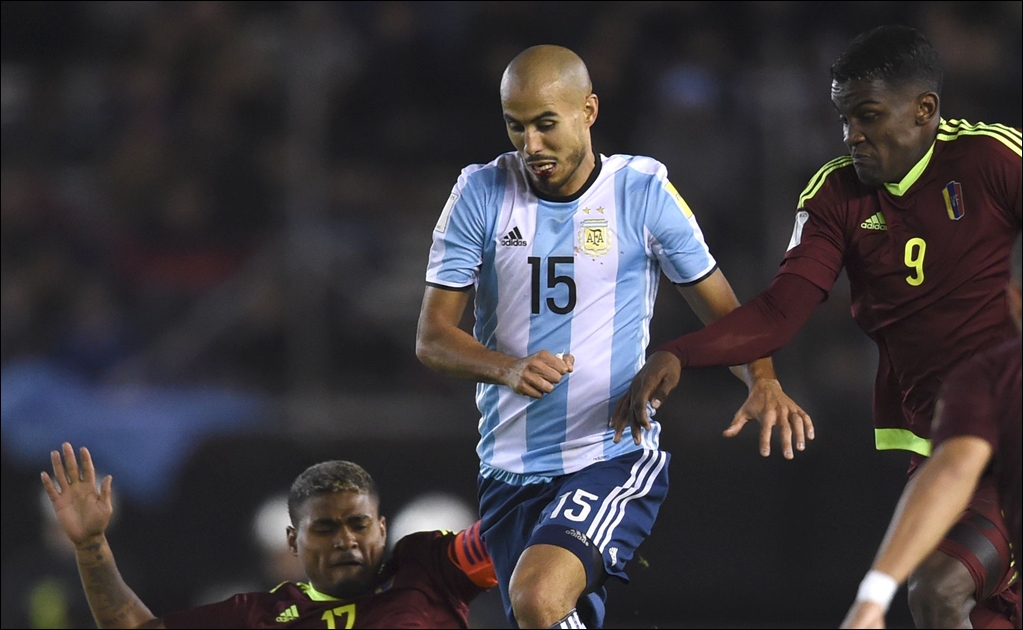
xmin=1 ymin=2 xmax=1020 ymax=628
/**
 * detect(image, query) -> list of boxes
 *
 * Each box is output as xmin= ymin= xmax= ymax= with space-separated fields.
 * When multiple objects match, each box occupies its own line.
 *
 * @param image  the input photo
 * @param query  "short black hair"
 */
xmin=831 ymin=25 xmax=943 ymax=95
xmin=287 ymin=460 xmax=378 ymax=525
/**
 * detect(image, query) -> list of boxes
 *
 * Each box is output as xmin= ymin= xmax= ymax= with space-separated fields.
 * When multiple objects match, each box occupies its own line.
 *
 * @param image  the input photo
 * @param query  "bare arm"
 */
xmin=840 ymin=436 xmax=991 ymax=629
xmin=676 ymin=269 xmax=776 ymax=387
xmin=613 ymin=273 xmax=824 ymax=454
xmin=871 ymin=437 xmax=990 ymax=580
xmin=416 ymin=285 xmax=573 ymax=398
xmin=41 ymin=443 xmax=165 ymax=630
xmin=672 ymin=270 xmax=814 ymax=458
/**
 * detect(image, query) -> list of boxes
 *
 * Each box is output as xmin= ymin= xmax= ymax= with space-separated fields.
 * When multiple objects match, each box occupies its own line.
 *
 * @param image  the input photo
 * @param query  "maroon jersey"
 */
xmin=162 ymin=527 xmax=495 ymax=629
xmin=781 ymin=119 xmax=1022 ymax=455
xmin=932 ymin=338 xmax=1023 ymax=565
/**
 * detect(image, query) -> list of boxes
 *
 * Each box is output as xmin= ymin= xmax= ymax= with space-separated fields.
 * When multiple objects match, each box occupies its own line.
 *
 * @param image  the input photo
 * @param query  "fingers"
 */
xmin=611 ymin=388 xmax=653 ymax=445
xmin=611 ymin=395 xmax=630 ymax=443
xmin=791 ymin=412 xmax=807 ymax=452
xmin=723 ymin=411 xmax=751 ymax=438
xmin=41 ymin=472 xmax=60 ymax=502
xmin=62 ymin=442 xmax=80 ymax=483
xmin=100 ymin=475 xmax=114 ymax=504
xmin=556 ymin=352 xmax=575 ymax=372
xmin=758 ymin=410 xmax=780 ymax=458
xmin=50 ymin=448 xmax=68 ymax=489
xmin=802 ymin=411 xmax=815 ymax=442
xmin=776 ymin=414 xmax=794 ymax=460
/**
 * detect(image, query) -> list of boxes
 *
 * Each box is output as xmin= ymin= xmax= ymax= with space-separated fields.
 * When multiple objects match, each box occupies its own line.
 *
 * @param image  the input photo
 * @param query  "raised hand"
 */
xmin=41 ymin=442 xmax=114 ymax=548
xmin=724 ymin=378 xmax=815 ymax=459
xmin=611 ymin=351 xmax=682 ymax=445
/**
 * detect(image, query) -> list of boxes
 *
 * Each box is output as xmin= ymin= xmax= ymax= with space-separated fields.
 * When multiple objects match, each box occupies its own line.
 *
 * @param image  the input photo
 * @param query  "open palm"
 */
xmin=41 ymin=442 xmax=114 ymax=546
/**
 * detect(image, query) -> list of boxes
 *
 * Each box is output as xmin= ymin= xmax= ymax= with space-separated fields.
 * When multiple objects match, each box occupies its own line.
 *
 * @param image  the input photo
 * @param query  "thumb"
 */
xmin=723 ymin=410 xmax=751 ymax=438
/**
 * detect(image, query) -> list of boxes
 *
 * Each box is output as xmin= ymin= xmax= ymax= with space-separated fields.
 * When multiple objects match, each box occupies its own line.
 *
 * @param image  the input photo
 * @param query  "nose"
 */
xmin=523 ymin=128 xmax=544 ymax=155
xmin=843 ymin=122 xmax=865 ymax=148
xmin=332 ymin=528 xmax=357 ymax=550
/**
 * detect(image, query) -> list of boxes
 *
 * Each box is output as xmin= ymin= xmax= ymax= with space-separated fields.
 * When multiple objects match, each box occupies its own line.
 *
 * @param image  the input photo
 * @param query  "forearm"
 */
xmin=417 ymin=325 xmax=515 ymax=385
xmin=869 ymin=447 xmax=984 ymax=583
xmin=730 ymin=358 xmax=777 ymax=389
xmin=74 ymin=536 xmax=160 ymax=629
xmin=663 ymin=273 xmax=824 ymax=369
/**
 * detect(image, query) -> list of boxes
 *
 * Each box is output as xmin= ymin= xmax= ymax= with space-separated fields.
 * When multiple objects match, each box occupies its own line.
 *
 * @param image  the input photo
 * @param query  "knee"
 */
xmin=509 ymin=578 xmax=573 ymax=628
xmin=907 ymin=553 xmax=976 ymax=623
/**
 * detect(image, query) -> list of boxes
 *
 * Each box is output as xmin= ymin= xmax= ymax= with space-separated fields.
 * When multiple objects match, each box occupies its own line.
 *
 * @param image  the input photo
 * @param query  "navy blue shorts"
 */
xmin=478 ymin=448 xmax=670 ymax=628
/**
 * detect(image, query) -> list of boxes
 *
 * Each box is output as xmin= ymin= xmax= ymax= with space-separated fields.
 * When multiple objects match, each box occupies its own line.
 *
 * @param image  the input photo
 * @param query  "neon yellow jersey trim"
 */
xmin=298 ymin=582 xmax=341 ymax=602
xmin=875 ymin=428 xmax=932 ymax=457
xmin=883 ymin=141 xmax=936 ymax=197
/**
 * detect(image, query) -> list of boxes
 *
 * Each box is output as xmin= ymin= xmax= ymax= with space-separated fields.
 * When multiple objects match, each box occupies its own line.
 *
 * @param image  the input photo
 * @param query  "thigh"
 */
xmin=477 ymin=476 xmax=558 ymax=602
xmin=936 ymin=473 xmax=1016 ymax=602
xmin=530 ymin=448 xmax=670 ymax=584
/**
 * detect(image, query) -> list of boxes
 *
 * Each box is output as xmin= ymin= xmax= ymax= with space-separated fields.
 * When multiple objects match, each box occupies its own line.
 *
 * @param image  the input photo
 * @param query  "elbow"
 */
xmin=415 ymin=331 xmax=439 ymax=370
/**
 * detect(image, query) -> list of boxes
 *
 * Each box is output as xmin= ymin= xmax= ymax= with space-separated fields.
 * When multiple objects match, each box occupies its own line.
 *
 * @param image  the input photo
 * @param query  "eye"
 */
xmin=537 ymin=120 xmax=555 ymax=131
xmin=506 ymin=121 xmax=524 ymax=133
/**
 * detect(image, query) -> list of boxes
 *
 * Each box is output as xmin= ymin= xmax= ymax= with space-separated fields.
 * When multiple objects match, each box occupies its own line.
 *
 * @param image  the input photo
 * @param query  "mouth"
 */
xmin=526 ymin=160 xmax=557 ymax=179
xmin=850 ymin=152 xmax=873 ymax=166
xmin=330 ymin=555 xmax=363 ymax=569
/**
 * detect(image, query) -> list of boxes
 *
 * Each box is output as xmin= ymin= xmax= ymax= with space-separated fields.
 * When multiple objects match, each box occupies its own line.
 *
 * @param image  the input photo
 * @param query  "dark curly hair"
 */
xmin=287 ymin=460 xmax=378 ymax=525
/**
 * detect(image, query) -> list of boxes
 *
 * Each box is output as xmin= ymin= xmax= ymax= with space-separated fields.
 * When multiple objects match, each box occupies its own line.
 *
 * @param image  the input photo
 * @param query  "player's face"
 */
xmin=502 ymin=83 xmax=597 ymax=197
xmin=288 ymin=491 xmax=387 ymax=599
xmin=831 ymin=78 xmax=937 ymax=188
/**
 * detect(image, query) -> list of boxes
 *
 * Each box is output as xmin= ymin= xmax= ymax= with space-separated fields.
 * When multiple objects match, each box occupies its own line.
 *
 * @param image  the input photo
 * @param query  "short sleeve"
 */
xmin=645 ymin=175 xmax=717 ymax=285
xmin=426 ymin=165 xmax=490 ymax=290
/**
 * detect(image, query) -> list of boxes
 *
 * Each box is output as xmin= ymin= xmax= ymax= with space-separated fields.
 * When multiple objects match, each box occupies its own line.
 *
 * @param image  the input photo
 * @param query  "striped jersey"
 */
xmin=781 ymin=119 xmax=1022 ymax=456
xmin=426 ymin=152 xmax=716 ymax=481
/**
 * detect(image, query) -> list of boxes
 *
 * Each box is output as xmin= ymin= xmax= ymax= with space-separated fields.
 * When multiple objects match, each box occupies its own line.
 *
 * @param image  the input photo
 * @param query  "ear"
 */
xmin=379 ymin=515 xmax=387 ymax=540
xmin=286 ymin=526 xmax=298 ymax=556
xmin=584 ymin=93 xmax=599 ymax=127
xmin=917 ymin=91 xmax=939 ymax=126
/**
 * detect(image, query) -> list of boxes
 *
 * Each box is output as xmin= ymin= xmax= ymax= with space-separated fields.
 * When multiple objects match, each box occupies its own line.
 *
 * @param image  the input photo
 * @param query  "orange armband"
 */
xmin=448 ymin=520 xmax=497 ymax=589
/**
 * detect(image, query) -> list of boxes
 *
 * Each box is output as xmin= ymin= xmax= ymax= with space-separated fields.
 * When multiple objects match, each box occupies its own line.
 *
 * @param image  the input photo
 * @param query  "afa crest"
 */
xmin=579 ymin=218 xmax=611 ymax=257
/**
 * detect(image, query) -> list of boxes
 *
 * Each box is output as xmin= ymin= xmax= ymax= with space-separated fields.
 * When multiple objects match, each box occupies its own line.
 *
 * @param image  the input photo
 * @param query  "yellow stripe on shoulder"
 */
xmin=797 ymin=156 xmax=853 ymax=209
xmin=938 ymin=119 xmax=1022 ymax=157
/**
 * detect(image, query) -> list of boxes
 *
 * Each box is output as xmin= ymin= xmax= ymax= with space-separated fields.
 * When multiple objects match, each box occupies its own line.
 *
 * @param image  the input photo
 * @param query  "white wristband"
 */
xmin=855 ymin=570 xmax=899 ymax=610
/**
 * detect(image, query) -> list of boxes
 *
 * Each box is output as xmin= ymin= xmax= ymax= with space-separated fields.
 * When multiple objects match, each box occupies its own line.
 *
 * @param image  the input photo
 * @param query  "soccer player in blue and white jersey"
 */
xmin=416 ymin=44 xmax=812 ymax=629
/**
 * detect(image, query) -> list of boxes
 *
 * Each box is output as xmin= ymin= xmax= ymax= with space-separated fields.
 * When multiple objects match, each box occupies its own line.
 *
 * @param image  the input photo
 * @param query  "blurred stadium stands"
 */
xmin=2 ymin=2 xmax=1020 ymax=628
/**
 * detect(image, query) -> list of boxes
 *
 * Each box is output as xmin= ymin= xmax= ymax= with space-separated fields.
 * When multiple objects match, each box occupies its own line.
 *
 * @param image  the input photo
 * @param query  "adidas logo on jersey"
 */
xmin=860 ymin=212 xmax=887 ymax=230
xmin=500 ymin=226 xmax=528 ymax=246
xmin=275 ymin=604 xmax=299 ymax=623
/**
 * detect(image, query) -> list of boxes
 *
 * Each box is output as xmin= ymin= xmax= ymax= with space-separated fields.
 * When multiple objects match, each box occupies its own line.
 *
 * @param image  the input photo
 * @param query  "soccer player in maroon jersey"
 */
xmin=41 ymin=443 xmax=497 ymax=629
xmin=611 ymin=24 xmax=1022 ymax=629
xmin=841 ymin=238 xmax=1021 ymax=629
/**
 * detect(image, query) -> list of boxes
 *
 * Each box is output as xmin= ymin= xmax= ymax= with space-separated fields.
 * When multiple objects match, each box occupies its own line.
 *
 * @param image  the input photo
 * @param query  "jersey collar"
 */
xmin=882 ymin=120 xmax=942 ymax=197
xmin=527 ymin=152 xmax=602 ymax=203
xmin=298 ymin=582 xmax=340 ymax=602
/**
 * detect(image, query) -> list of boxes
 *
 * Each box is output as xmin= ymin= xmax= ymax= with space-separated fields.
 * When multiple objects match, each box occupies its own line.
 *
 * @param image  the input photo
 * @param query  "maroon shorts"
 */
xmin=932 ymin=471 xmax=1020 ymax=628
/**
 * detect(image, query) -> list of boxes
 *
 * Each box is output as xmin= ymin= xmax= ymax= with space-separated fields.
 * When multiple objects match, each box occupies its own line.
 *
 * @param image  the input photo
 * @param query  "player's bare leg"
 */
xmin=907 ymin=550 xmax=976 ymax=628
xmin=509 ymin=544 xmax=587 ymax=628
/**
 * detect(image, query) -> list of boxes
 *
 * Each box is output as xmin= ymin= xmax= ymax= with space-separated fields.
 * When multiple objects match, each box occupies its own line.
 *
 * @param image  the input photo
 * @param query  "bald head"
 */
xmin=499 ymin=45 xmax=598 ymax=198
xmin=501 ymin=45 xmax=593 ymax=104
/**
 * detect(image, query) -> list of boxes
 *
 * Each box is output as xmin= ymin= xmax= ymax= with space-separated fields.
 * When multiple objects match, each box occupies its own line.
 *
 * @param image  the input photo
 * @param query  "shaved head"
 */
xmin=499 ymin=45 xmax=598 ymax=198
xmin=501 ymin=45 xmax=593 ymax=103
